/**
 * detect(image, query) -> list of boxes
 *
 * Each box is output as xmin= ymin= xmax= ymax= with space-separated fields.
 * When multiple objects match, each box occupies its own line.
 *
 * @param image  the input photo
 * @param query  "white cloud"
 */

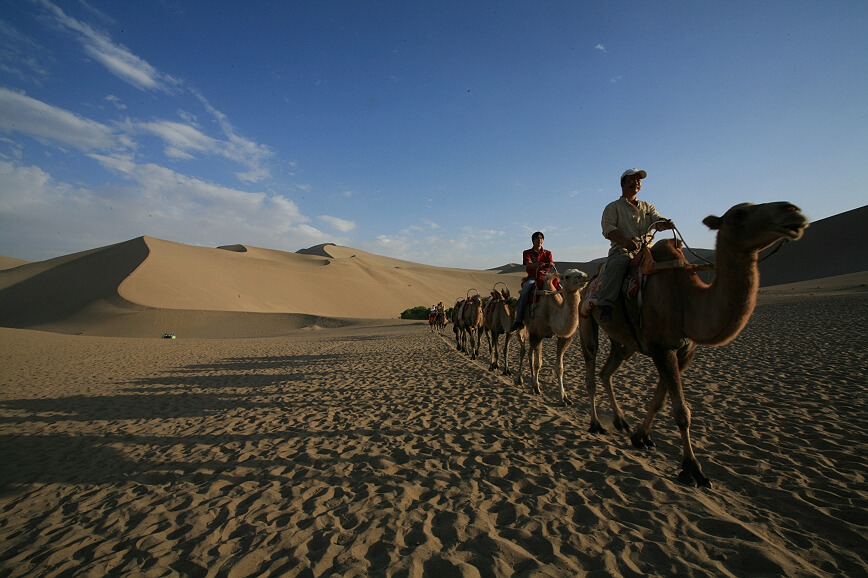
xmin=595 ymin=44 xmax=607 ymax=52
xmin=105 ymin=94 xmax=126 ymax=110
xmin=191 ymin=90 xmax=273 ymax=182
xmin=0 ymin=156 xmax=325 ymax=260
xmin=37 ymin=0 xmax=178 ymax=92
xmin=135 ymin=119 xmax=218 ymax=158
xmin=318 ymin=215 xmax=356 ymax=232
xmin=0 ymin=87 xmax=121 ymax=151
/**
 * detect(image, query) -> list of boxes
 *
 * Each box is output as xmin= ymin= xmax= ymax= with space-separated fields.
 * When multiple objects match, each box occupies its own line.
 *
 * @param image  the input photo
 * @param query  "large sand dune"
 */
xmin=1 ymin=205 xmax=864 ymax=338
xmin=0 ymin=237 xmax=523 ymax=337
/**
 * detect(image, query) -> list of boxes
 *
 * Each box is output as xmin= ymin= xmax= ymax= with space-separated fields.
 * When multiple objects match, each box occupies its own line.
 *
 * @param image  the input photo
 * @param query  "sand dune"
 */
xmin=1 ymin=204 xmax=864 ymax=338
xmin=0 ymin=237 xmax=522 ymax=337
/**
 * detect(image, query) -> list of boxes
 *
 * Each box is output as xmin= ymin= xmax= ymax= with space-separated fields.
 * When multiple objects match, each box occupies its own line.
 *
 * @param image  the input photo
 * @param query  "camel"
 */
xmin=435 ymin=306 xmax=448 ymax=333
xmin=461 ymin=293 xmax=485 ymax=359
xmin=579 ymin=201 xmax=808 ymax=487
xmin=429 ymin=304 xmax=447 ymax=333
xmin=482 ymin=285 xmax=524 ymax=375
xmin=451 ymin=299 xmax=465 ymax=351
xmin=453 ymin=293 xmax=484 ymax=359
xmin=518 ymin=269 xmax=590 ymax=405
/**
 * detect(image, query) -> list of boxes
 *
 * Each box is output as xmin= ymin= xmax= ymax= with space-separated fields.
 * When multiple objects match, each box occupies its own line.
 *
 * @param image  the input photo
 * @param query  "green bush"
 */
xmin=400 ymin=305 xmax=431 ymax=320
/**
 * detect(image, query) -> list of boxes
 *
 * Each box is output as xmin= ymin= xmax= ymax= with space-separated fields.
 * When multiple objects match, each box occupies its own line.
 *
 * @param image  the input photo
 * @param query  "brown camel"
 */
xmin=435 ymin=306 xmax=447 ymax=332
xmin=451 ymin=298 xmax=465 ymax=351
xmin=519 ymin=269 xmax=590 ymax=405
xmin=429 ymin=304 xmax=447 ymax=333
xmin=454 ymin=293 xmax=484 ymax=359
xmin=579 ymin=201 xmax=808 ymax=487
xmin=482 ymin=287 xmax=524 ymax=375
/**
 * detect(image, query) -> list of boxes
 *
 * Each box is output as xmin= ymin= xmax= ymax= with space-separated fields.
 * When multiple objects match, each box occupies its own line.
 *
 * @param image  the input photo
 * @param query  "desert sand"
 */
xmin=1 ymin=226 xmax=867 ymax=576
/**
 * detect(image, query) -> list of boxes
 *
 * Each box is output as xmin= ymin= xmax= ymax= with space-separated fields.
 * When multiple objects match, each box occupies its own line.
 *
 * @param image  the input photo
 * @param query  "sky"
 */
xmin=1 ymin=1 xmax=866 ymax=269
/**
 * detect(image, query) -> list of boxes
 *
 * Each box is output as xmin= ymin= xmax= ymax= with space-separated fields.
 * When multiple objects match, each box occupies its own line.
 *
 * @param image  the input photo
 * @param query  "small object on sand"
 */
xmin=162 ymin=333 xmax=176 ymax=339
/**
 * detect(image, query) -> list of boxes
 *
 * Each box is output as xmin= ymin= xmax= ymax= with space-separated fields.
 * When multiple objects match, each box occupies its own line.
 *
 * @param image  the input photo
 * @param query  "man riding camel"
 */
xmin=509 ymin=231 xmax=555 ymax=332
xmin=598 ymin=168 xmax=674 ymax=323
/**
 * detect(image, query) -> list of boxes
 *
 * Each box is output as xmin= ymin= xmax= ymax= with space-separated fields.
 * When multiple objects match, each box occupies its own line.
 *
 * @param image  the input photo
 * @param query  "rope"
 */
xmin=644 ymin=219 xmax=790 ymax=268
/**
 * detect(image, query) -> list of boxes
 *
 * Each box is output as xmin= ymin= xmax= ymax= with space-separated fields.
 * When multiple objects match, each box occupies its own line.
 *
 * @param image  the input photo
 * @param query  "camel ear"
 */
xmin=703 ymin=215 xmax=723 ymax=230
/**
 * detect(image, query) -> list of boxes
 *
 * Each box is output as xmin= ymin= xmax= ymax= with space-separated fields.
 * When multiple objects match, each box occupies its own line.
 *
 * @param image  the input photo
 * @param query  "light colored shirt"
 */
xmin=601 ymin=197 xmax=665 ymax=256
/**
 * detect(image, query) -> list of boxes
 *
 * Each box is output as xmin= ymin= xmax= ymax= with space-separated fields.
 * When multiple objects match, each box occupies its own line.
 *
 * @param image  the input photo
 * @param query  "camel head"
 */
xmin=559 ymin=269 xmax=590 ymax=292
xmin=702 ymin=202 xmax=808 ymax=254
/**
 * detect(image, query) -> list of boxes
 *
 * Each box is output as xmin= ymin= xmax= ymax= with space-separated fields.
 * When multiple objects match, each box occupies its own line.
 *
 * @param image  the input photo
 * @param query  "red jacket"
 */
xmin=522 ymin=248 xmax=553 ymax=289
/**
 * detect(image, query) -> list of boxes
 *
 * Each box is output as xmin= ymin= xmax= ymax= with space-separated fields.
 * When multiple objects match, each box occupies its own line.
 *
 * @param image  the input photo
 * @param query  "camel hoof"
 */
xmin=589 ymin=422 xmax=607 ymax=434
xmin=630 ymin=433 xmax=655 ymax=449
xmin=561 ymin=397 xmax=573 ymax=407
xmin=488 ymin=363 xmax=497 ymax=371
xmin=502 ymin=369 xmax=512 ymax=376
xmin=613 ymin=417 xmax=630 ymax=432
xmin=679 ymin=460 xmax=712 ymax=488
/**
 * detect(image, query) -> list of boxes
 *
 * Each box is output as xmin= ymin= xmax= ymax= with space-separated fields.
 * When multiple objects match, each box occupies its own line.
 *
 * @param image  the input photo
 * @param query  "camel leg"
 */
xmin=501 ymin=332 xmax=512 ymax=376
xmin=473 ymin=327 xmax=482 ymax=360
xmin=555 ymin=335 xmax=574 ymax=406
xmin=631 ymin=379 xmax=667 ymax=449
xmin=580 ymin=316 xmax=605 ymax=433
xmin=647 ymin=347 xmax=709 ymax=488
xmin=529 ymin=336 xmax=544 ymax=396
xmin=598 ymin=340 xmax=632 ymax=433
xmin=631 ymin=344 xmax=696 ymax=449
xmin=488 ymin=330 xmax=499 ymax=371
xmin=513 ymin=332 xmax=526 ymax=386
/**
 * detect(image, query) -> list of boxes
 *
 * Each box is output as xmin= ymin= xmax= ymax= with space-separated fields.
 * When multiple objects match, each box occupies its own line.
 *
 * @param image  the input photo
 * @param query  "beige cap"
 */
xmin=621 ymin=168 xmax=647 ymax=180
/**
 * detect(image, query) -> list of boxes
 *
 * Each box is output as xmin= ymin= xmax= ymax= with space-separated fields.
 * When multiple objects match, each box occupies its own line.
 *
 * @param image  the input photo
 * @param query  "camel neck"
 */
xmin=689 ymin=245 xmax=759 ymax=346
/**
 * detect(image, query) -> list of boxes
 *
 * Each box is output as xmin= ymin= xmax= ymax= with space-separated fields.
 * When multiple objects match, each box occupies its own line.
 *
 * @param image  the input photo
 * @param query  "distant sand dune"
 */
xmin=0 ymin=205 xmax=864 ymax=337
xmin=0 ymin=236 xmax=522 ymax=337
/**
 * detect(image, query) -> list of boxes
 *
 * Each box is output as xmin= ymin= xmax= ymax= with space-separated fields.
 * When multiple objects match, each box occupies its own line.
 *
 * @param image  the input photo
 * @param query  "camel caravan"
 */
xmin=439 ymin=201 xmax=809 ymax=487
xmin=428 ymin=302 xmax=447 ymax=333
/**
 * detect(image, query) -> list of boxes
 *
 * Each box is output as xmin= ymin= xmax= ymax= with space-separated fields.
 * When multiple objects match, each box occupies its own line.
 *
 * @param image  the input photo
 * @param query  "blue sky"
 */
xmin=1 ymin=1 xmax=865 ymax=268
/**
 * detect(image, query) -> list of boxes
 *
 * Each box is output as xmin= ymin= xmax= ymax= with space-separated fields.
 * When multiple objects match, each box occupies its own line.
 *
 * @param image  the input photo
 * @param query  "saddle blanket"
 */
xmin=580 ymin=269 xmax=642 ymax=317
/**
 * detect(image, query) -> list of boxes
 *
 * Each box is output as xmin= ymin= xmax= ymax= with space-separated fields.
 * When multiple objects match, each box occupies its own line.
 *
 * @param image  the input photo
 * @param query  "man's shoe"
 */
xmin=599 ymin=306 xmax=613 ymax=323
xmin=509 ymin=321 xmax=524 ymax=332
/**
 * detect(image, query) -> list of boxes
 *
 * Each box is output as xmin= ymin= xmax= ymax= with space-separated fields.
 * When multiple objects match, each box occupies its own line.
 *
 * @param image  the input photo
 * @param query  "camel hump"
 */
xmin=650 ymin=238 xmax=684 ymax=261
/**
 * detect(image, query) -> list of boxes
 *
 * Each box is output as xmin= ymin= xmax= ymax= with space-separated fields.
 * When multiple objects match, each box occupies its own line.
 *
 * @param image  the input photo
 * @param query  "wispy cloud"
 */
xmin=595 ymin=44 xmax=607 ymax=52
xmin=105 ymin=94 xmax=126 ymax=110
xmin=190 ymin=90 xmax=274 ymax=182
xmin=0 ymin=21 xmax=51 ymax=86
xmin=318 ymin=215 xmax=356 ymax=232
xmin=36 ymin=0 xmax=178 ymax=92
xmin=0 ymin=87 xmax=121 ymax=151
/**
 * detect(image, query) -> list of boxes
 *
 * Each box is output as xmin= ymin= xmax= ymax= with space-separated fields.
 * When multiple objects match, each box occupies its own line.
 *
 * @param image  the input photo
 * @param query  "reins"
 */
xmin=643 ymin=219 xmax=790 ymax=271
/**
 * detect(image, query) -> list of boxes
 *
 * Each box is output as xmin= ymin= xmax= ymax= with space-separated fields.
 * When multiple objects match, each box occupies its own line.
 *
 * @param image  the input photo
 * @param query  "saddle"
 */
xmin=522 ymin=275 xmax=561 ymax=306
xmin=485 ymin=289 xmax=512 ymax=315
xmin=581 ymin=240 xmax=711 ymax=319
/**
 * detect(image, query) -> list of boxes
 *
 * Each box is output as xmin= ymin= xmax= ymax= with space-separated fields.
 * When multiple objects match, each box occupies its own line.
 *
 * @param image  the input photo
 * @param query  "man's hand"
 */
xmin=655 ymin=219 xmax=675 ymax=231
xmin=623 ymin=238 xmax=640 ymax=252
